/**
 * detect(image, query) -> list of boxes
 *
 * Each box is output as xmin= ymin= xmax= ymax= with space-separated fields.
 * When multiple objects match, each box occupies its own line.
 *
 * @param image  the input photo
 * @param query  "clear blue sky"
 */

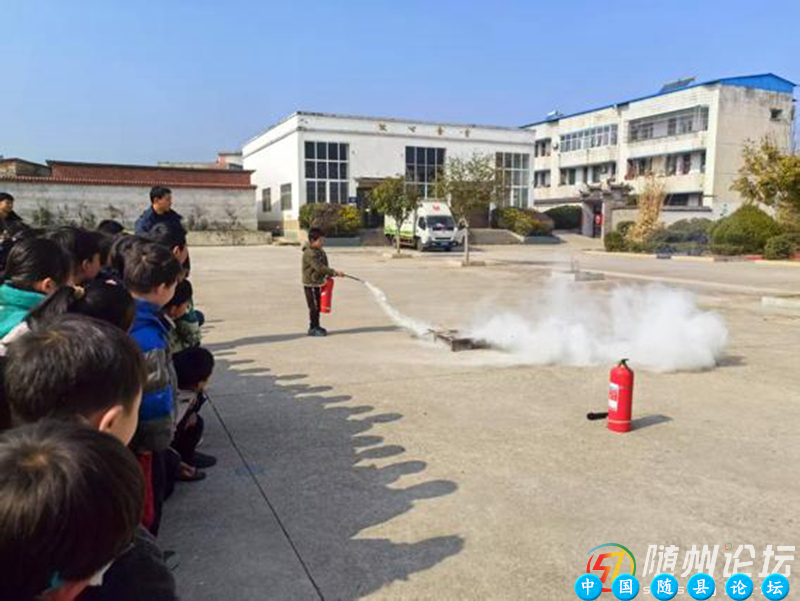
xmin=2 ymin=0 xmax=798 ymax=164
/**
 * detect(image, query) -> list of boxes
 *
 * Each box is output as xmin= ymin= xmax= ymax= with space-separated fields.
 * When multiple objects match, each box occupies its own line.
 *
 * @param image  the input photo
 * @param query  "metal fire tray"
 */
xmin=429 ymin=329 xmax=491 ymax=352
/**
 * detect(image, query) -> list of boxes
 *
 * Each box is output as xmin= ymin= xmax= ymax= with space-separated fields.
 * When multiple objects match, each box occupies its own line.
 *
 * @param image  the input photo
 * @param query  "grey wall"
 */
xmin=0 ymin=182 xmax=257 ymax=230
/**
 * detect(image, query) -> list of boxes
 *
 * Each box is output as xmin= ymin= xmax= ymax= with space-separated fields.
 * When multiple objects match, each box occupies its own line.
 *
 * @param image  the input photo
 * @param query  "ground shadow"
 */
xmin=631 ymin=414 xmax=673 ymax=431
xmin=207 ymin=326 xmax=398 ymax=352
xmin=167 ymin=354 xmax=463 ymax=600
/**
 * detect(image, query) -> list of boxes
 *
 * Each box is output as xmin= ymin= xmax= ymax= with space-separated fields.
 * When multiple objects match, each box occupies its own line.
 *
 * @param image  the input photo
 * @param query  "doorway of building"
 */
xmin=356 ymin=180 xmax=386 ymax=229
xmin=580 ymin=201 xmax=604 ymax=238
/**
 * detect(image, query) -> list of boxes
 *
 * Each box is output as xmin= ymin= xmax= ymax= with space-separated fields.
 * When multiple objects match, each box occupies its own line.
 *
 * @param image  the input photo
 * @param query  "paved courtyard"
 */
xmin=161 ymin=238 xmax=800 ymax=600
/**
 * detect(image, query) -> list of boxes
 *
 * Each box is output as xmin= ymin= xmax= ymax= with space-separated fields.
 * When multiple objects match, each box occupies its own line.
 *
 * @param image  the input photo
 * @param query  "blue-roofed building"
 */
xmin=525 ymin=73 xmax=795 ymax=236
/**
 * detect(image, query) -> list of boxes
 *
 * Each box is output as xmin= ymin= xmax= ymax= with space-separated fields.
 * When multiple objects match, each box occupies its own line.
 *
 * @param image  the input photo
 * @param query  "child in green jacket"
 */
xmin=301 ymin=228 xmax=343 ymax=337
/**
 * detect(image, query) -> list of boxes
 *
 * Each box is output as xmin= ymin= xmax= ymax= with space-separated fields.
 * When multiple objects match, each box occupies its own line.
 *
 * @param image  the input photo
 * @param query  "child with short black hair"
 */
xmin=126 ymin=241 xmax=182 ymax=536
xmin=103 ymin=234 xmax=144 ymax=285
xmin=97 ymin=219 xmax=125 ymax=236
xmin=26 ymin=281 xmax=137 ymax=333
xmin=0 ymin=237 xmax=70 ymax=337
xmin=171 ymin=347 xmax=216 ymax=480
xmin=144 ymin=222 xmax=189 ymax=268
xmin=164 ymin=279 xmax=202 ymax=352
xmin=2 ymin=314 xmax=177 ymax=601
xmin=46 ymin=226 xmax=104 ymax=285
xmin=0 ymin=420 xmax=144 ymax=601
xmin=4 ymin=314 xmax=145 ymax=442
xmin=302 ymin=227 xmax=344 ymax=336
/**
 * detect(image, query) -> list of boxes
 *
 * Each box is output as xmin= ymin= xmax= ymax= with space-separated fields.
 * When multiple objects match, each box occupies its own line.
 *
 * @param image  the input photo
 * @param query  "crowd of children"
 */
xmin=0 ymin=187 xmax=216 ymax=601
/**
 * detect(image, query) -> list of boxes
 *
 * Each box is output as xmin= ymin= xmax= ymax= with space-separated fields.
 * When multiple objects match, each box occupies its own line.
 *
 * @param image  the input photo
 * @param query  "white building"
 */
xmin=525 ymin=73 xmax=795 ymax=233
xmin=242 ymin=112 xmax=535 ymax=231
xmin=243 ymin=73 xmax=795 ymax=235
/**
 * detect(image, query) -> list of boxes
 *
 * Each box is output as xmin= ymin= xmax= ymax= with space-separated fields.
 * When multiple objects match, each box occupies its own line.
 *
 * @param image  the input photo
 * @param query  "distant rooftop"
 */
xmin=523 ymin=73 xmax=796 ymax=128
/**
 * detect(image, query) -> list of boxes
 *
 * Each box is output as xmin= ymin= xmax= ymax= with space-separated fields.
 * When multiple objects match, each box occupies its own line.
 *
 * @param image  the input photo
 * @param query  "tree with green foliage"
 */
xmin=731 ymin=137 xmax=800 ymax=230
xmin=434 ymin=153 xmax=502 ymax=264
xmin=368 ymin=176 xmax=421 ymax=255
xmin=710 ymin=203 xmax=783 ymax=255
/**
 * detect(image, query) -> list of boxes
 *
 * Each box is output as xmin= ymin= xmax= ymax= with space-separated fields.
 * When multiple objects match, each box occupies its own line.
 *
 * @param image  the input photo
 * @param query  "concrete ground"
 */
xmin=161 ymin=236 xmax=800 ymax=600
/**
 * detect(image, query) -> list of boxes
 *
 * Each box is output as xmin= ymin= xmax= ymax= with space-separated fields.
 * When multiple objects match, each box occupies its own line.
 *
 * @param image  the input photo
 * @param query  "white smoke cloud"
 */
xmin=466 ymin=280 xmax=728 ymax=373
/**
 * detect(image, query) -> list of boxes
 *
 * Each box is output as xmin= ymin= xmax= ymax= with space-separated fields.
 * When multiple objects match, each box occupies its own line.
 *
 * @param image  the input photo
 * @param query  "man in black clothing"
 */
xmin=135 ymin=186 xmax=183 ymax=236
xmin=0 ymin=192 xmax=23 ymax=233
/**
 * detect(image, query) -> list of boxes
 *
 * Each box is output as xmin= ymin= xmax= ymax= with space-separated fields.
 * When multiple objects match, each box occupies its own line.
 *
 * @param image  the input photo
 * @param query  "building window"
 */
xmin=534 ymin=170 xmax=551 ymax=188
xmin=534 ymin=139 xmax=551 ymax=157
xmin=681 ymin=153 xmax=692 ymax=175
xmin=590 ymin=162 xmax=616 ymax=183
xmin=771 ymin=108 xmax=783 ymax=121
xmin=628 ymin=106 xmax=709 ymax=142
xmin=405 ymin=146 xmax=445 ymax=198
xmin=559 ymin=125 xmax=618 ymax=153
xmin=665 ymin=193 xmax=690 ymax=207
xmin=305 ymin=141 xmax=349 ymax=203
xmin=700 ymin=150 xmax=707 ymax=173
xmin=495 ymin=153 xmax=530 ymax=207
xmin=280 ymin=183 xmax=292 ymax=211
xmin=560 ymin=168 xmax=577 ymax=186
xmin=666 ymin=155 xmax=678 ymax=176
xmin=261 ymin=188 xmax=272 ymax=212
xmin=626 ymin=158 xmax=653 ymax=179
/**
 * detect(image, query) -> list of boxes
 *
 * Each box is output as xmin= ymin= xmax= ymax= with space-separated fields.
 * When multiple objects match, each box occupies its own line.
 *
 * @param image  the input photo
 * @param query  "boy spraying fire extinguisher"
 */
xmin=302 ymin=227 xmax=345 ymax=337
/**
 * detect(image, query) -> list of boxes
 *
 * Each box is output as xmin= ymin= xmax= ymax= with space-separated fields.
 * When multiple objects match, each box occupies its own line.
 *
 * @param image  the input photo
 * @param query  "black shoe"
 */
xmin=317 ymin=327 xmax=328 ymax=335
xmin=308 ymin=327 xmax=327 ymax=337
xmin=164 ymin=550 xmax=181 ymax=571
xmin=178 ymin=467 xmax=206 ymax=482
xmin=191 ymin=451 xmax=217 ymax=469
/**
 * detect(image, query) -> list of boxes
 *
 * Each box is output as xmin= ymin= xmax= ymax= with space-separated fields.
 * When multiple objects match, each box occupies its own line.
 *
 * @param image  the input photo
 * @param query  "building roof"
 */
xmin=244 ymin=110 xmax=534 ymax=145
xmin=0 ymin=158 xmax=254 ymax=189
xmin=522 ymin=73 xmax=796 ymax=128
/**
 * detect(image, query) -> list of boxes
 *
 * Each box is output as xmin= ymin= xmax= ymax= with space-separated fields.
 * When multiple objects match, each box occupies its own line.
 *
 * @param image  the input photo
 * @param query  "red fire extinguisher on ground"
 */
xmin=608 ymin=359 xmax=634 ymax=433
xmin=320 ymin=278 xmax=335 ymax=314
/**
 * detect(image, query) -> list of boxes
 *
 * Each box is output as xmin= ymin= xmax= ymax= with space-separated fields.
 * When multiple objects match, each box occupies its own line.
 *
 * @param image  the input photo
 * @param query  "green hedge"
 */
xmin=663 ymin=218 xmax=714 ymax=244
xmin=710 ymin=204 xmax=782 ymax=254
xmin=604 ymin=231 xmax=626 ymax=252
xmin=764 ymin=233 xmax=800 ymax=260
xmin=492 ymin=207 xmax=554 ymax=237
xmin=545 ymin=205 xmax=582 ymax=230
xmin=299 ymin=203 xmax=361 ymax=237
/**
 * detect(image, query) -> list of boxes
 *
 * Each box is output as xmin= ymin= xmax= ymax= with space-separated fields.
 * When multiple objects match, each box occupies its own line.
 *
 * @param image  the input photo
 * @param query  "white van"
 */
xmin=384 ymin=201 xmax=458 ymax=251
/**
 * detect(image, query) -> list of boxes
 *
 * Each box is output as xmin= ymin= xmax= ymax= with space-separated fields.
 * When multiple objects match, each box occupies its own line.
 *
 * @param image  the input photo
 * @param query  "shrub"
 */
xmin=665 ymin=218 xmax=714 ymax=244
xmin=604 ymin=231 xmax=626 ymax=252
xmin=710 ymin=204 xmax=783 ymax=254
xmin=300 ymin=203 xmax=361 ymax=237
xmin=617 ymin=221 xmax=635 ymax=236
xmin=527 ymin=218 xmax=553 ymax=237
xmin=336 ymin=205 xmax=362 ymax=237
xmin=492 ymin=207 xmax=553 ymax=236
xmin=710 ymin=243 xmax=748 ymax=256
xmin=764 ymin=234 xmax=798 ymax=260
xmin=545 ymin=205 xmax=582 ymax=230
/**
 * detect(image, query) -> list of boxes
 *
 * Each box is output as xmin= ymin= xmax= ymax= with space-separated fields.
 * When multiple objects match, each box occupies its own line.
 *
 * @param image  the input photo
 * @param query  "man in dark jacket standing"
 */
xmin=135 ymin=186 xmax=183 ymax=235
xmin=0 ymin=192 xmax=23 ymax=234
xmin=302 ymin=228 xmax=344 ymax=337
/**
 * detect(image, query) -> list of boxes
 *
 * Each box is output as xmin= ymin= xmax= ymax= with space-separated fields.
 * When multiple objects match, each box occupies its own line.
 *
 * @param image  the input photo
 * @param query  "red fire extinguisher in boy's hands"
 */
xmin=320 ymin=278 xmax=335 ymax=314
xmin=608 ymin=359 xmax=634 ymax=433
